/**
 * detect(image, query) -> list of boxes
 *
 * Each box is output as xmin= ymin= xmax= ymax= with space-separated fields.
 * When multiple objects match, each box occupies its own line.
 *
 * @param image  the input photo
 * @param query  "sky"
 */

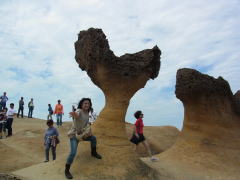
xmin=0 ymin=0 xmax=239 ymax=129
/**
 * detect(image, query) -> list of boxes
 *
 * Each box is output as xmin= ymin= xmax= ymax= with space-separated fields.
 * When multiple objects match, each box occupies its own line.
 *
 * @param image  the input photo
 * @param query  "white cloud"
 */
xmin=0 ymin=0 xmax=239 ymax=129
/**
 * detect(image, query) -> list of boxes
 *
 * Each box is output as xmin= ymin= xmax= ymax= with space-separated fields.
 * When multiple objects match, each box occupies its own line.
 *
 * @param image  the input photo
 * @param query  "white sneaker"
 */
xmin=150 ymin=157 xmax=158 ymax=162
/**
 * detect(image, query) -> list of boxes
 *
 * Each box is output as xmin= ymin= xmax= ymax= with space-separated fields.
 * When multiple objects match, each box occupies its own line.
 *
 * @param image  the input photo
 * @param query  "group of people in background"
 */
xmin=0 ymin=92 xmax=34 ymax=139
xmin=16 ymin=97 xmax=35 ymax=118
xmin=47 ymin=100 xmax=64 ymax=128
xmin=0 ymin=92 xmax=16 ymax=139
xmin=0 ymin=91 xmax=64 ymax=139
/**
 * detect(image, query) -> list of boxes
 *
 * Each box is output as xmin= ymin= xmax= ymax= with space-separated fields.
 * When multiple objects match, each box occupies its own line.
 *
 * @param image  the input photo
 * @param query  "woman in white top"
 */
xmin=65 ymin=98 xmax=102 ymax=179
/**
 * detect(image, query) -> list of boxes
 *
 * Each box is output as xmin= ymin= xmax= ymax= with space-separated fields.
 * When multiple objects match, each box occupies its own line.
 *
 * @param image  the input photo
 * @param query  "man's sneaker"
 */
xmin=150 ymin=156 xmax=158 ymax=162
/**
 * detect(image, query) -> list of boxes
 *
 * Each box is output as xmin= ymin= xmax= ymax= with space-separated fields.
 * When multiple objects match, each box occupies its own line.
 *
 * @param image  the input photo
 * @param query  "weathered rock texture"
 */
xmin=74 ymin=28 xmax=161 ymax=178
xmin=233 ymin=90 xmax=240 ymax=115
xmin=143 ymin=68 xmax=240 ymax=180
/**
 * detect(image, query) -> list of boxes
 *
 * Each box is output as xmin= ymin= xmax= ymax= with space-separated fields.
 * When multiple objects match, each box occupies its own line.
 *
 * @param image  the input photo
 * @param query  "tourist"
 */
xmin=0 ymin=108 xmax=8 ymax=139
xmin=17 ymin=97 xmax=24 ymax=118
xmin=6 ymin=103 xmax=16 ymax=137
xmin=54 ymin=100 xmax=64 ymax=127
xmin=130 ymin=110 xmax=158 ymax=162
xmin=0 ymin=92 xmax=8 ymax=111
xmin=44 ymin=119 xmax=59 ymax=162
xmin=65 ymin=98 xmax=102 ymax=179
xmin=28 ymin=98 xmax=34 ymax=118
xmin=47 ymin=104 xmax=53 ymax=120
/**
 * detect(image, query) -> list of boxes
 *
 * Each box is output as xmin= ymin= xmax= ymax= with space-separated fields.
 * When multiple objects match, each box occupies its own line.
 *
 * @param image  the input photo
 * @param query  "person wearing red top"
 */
xmin=130 ymin=110 xmax=158 ymax=162
xmin=54 ymin=100 xmax=64 ymax=127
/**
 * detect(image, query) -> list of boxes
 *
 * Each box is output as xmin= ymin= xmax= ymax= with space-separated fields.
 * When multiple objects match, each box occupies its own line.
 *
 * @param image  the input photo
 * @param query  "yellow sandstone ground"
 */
xmin=0 ymin=117 xmax=179 ymax=180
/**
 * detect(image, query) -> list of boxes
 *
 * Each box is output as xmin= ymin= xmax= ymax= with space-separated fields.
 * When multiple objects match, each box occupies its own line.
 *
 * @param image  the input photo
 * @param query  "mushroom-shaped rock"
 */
xmin=143 ymin=68 xmax=240 ymax=180
xmin=74 ymin=28 xmax=161 ymax=177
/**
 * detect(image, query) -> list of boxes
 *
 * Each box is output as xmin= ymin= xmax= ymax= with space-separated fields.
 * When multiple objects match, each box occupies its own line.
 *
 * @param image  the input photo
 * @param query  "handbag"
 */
xmin=130 ymin=134 xmax=139 ymax=144
xmin=56 ymin=137 xmax=60 ymax=144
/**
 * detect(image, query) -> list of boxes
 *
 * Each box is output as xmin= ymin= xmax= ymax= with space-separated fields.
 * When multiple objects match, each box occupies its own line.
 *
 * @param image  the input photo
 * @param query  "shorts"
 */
xmin=130 ymin=133 xmax=145 ymax=145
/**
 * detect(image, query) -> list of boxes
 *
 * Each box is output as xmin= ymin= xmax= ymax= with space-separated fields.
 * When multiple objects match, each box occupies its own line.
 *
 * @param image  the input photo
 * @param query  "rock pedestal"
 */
xmin=144 ymin=68 xmax=240 ymax=180
xmin=74 ymin=28 xmax=161 ymax=178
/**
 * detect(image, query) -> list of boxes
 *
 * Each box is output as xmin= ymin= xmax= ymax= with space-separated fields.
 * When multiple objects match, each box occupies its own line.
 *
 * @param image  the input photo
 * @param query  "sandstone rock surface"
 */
xmin=233 ymin=90 xmax=240 ymax=115
xmin=0 ymin=118 xmax=178 ymax=179
xmin=142 ymin=68 xmax=240 ymax=180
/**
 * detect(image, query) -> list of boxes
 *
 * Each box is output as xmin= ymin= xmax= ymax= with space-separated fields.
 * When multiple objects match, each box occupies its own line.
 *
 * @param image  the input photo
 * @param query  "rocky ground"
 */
xmin=0 ymin=117 xmax=179 ymax=180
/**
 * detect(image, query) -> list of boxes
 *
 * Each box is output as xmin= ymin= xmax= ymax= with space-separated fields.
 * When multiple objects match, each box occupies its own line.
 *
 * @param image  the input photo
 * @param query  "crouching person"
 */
xmin=44 ymin=119 xmax=59 ymax=162
xmin=65 ymin=98 xmax=102 ymax=179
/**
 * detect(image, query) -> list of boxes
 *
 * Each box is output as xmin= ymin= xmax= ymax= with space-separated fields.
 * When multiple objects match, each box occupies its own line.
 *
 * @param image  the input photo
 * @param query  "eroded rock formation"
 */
xmin=143 ymin=68 xmax=240 ymax=180
xmin=74 ymin=28 xmax=161 ymax=177
xmin=233 ymin=90 xmax=240 ymax=115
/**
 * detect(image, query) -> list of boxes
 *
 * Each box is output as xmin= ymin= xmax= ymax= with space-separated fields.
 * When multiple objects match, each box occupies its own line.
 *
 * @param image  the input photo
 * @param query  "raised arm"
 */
xmin=69 ymin=111 xmax=80 ymax=119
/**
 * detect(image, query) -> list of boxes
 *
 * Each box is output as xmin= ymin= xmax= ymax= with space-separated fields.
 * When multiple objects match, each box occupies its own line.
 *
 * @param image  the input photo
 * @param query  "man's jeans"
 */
xmin=6 ymin=118 xmax=13 ymax=136
xmin=17 ymin=107 xmax=24 ymax=118
xmin=0 ymin=102 xmax=6 ymax=111
xmin=66 ymin=136 xmax=97 ymax=164
xmin=28 ymin=107 xmax=34 ymax=118
xmin=56 ymin=114 xmax=62 ymax=126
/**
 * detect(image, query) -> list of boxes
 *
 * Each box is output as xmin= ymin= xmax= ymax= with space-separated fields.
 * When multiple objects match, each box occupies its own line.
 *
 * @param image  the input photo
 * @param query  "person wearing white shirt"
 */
xmin=28 ymin=98 xmax=34 ymax=118
xmin=6 ymin=103 xmax=16 ymax=137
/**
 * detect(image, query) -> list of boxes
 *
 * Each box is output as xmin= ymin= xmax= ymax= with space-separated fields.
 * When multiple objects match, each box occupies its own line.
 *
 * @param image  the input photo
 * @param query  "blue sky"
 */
xmin=0 ymin=0 xmax=239 ymax=129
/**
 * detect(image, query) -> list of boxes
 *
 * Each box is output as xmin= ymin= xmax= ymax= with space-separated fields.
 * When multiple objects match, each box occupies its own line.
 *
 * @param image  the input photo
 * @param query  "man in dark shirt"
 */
xmin=17 ymin=97 xmax=24 ymax=118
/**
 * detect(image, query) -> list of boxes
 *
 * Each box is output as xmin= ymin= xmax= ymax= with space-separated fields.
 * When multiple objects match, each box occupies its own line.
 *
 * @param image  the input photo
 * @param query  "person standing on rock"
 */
xmin=54 ymin=100 xmax=64 ymax=127
xmin=28 ymin=98 xmax=34 ymax=118
xmin=6 ymin=103 xmax=16 ymax=137
xmin=17 ymin=97 xmax=24 ymax=118
xmin=44 ymin=119 xmax=59 ymax=162
xmin=0 ymin=92 xmax=8 ymax=111
xmin=47 ymin=104 xmax=53 ymax=120
xmin=65 ymin=98 xmax=102 ymax=179
xmin=130 ymin=110 xmax=158 ymax=162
